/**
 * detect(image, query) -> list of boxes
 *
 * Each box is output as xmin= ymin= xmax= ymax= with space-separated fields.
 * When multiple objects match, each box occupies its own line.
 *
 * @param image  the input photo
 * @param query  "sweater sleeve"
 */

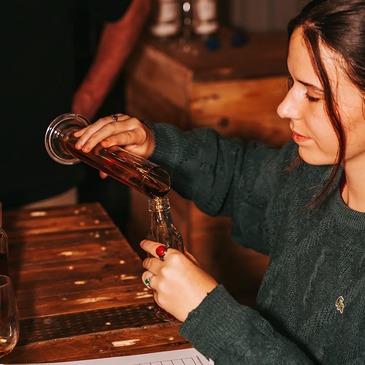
xmin=180 ymin=285 xmax=315 ymax=364
xmin=149 ymin=123 xmax=297 ymax=254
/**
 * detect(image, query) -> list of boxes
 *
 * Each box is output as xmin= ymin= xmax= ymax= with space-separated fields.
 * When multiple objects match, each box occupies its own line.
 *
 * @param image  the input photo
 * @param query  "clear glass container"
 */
xmin=0 ymin=203 xmax=9 ymax=277
xmin=150 ymin=0 xmax=181 ymax=39
xmin=192 ymin=0 xmax=219 ymax=37
xmin=0 ymin=230 xmax=9 ymax=277
xmin=181 ymin=0 xmax=193 ymax=41
xmin=146 ymin=195 xmax=184 ymax=321
xmin=45 ymin=113 xmax=171 ymax=198
xmin=0 ymin=275 xmax=19 ymax=359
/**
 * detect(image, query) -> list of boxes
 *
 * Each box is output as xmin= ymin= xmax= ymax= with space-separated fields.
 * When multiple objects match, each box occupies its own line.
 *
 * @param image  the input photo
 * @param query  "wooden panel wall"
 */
xmin=230 ymin=0 xmax=306 ymax=32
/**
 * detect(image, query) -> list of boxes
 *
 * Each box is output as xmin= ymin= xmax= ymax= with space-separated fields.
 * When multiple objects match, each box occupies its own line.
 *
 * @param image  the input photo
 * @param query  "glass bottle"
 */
xmin=45 ymin=113 xmax=171 ymax=198
xmin=149 ymin=0 xmax=181 ymax=39
xmin=146 ymin=195 xmax=184 ymax=321
xmin=192 ymin=0 xmax=219 ymax=38
xmin=0 ymin=231 xmax=9 ymax=277
xmin=181 ymin=0 xmax=193 ymax=41
xmin=0 ymin=275 xmax=19 ymax=359
xmin=0 ymin=203 xmax=9 ymax=277
xmin=169 ymin=0 xmax=200 ymax=57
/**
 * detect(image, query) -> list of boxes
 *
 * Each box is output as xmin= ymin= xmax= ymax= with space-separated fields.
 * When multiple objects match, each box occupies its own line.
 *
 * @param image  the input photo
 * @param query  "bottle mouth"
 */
xmin=142 ymin=167 xmax=171 ymax=198
xmin=45 ymin=113 xmax=90 ymax=165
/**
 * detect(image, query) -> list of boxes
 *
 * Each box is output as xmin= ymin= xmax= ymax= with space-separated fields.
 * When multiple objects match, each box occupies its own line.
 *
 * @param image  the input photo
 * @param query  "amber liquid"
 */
xmin=0 ymin=336 xmax=17 ymax=358
xmin=62 ymin=132 xmax=170 ymax=198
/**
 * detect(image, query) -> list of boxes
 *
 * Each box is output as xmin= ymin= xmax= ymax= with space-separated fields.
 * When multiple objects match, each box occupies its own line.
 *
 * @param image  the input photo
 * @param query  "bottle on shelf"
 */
xmin=181 ymin=0 xmax=193 ymax=41
xmin=146 ymin=195 xmax=184 ymax=322
xmin=149 ymin=0 xmax=181 ymax=39
xmin=192 ymin=0 xmax=219 ymax=38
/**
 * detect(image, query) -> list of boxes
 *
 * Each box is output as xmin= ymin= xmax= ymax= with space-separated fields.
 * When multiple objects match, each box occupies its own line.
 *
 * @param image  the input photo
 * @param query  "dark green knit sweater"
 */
xmin=149 ymin=123 xmax=365 ymax=364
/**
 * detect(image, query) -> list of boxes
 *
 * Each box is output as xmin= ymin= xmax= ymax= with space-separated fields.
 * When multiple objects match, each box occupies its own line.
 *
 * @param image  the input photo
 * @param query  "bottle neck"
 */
xmin=148 ymin=195 xmax=170 ymax=211
xmin=150 ymin=198 xmax=177 ymax=235
xmin=147 ymin=196 xmax=184 ymax=252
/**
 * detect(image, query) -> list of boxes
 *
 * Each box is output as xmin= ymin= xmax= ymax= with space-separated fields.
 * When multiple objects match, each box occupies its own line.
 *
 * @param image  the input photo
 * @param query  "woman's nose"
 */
xmin=277 ymin=89 xmax=299 ymax=120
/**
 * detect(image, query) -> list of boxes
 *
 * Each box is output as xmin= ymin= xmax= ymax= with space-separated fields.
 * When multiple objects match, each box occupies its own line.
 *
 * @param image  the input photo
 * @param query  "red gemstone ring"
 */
xmin=156 ymin=245 xmax=167 ymax=260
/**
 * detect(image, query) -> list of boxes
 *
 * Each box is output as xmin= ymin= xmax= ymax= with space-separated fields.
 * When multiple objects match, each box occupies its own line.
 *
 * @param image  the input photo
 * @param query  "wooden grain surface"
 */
xmin=127 ymin=28 xmax=290 ymax=146
xmin=2 ymin=203 xmax=188 ymax=363
xmin=145 ymin=29 xmax=288 ymax=81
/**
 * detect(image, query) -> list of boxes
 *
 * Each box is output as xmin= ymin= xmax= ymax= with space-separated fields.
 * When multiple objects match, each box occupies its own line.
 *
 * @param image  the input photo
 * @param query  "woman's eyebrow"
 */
xmin=298 ymin=79 xmax=324 ymax=93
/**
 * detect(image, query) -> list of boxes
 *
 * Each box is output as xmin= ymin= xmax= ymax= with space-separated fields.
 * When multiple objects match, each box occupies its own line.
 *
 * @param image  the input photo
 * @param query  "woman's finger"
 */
xmin=142 ymin=271 xmax=156 ymax=290
xmin=140 ymin=239 xmax=170 ymax=261
xmin=74 ymin=120 xmax=122 ymax=151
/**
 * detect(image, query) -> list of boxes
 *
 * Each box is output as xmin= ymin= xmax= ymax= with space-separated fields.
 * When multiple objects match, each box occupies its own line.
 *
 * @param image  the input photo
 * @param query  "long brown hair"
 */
xmin=288 ymin=0 xmax=365 ymax=206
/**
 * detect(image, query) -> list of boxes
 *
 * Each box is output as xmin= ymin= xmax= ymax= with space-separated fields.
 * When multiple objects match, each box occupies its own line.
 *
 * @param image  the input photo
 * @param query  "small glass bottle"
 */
xmin=45 ymin=113 xmax=171 ymax=198
xmin=181 ymin=0 xmax=193 ymax=41
xmin=192 ymin=0 xmax=219 ymax=38
xmin=0 ymin=231 xmax=9 ymax=277
xmin=150 ymin=0 xmax=181 ymax=39
xmin=0 ymin=203 xmax=9 ymax=277
xmin=146 ymin=195 xmax=184 ymax=321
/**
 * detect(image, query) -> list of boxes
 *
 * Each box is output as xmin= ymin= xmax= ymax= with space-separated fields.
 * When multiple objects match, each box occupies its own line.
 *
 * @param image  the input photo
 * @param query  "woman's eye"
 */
xmin=306 ymin=94 xmax=320 ymax=102
xmin=287 ymin=76 xmax=294 ymax=89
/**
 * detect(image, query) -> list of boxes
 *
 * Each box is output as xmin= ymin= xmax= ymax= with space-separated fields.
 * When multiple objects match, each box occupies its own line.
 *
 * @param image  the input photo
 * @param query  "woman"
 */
xmin=74 ymin=0 xmax=365 ymax=363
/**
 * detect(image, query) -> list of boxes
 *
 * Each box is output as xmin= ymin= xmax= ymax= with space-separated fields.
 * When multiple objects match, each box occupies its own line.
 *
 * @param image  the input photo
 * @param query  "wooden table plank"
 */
xmin=2 ymin=203 xmax=188 ymax=363
xmin=7 ymin=323 xmax=189 ymax=363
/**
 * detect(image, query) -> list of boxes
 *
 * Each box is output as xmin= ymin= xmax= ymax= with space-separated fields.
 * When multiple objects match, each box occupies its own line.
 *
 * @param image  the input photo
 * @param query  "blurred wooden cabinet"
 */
xmin=126 ymin=29 xmax=291 ymax=305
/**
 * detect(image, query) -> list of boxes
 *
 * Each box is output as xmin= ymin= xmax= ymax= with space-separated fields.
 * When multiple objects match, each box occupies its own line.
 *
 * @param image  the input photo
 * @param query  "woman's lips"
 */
xmin=292 ymin=130 xmax=310 ymax=143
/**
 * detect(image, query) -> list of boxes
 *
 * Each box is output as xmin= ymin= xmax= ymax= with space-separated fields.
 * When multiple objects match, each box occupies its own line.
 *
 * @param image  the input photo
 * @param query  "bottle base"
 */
xmin=155 ymin=304 xmax=180 ymax=323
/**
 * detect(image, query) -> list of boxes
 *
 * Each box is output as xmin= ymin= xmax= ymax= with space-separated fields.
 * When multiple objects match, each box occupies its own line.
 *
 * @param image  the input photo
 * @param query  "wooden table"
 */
xmin=2 ymin=203 xmax=188 ymax=363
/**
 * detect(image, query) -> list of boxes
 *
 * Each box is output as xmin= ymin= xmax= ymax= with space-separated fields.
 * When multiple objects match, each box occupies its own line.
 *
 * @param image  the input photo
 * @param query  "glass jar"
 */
xmin=192 ymin=0 xmax=219 ymax=37
xmin=45 ymin=113 xmax=171 ymax=198
xmin=150 ymin=0 xmax=181 ymax=39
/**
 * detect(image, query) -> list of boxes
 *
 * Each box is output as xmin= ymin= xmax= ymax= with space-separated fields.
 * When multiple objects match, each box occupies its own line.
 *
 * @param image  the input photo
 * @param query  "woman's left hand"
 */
xmin=140 ymin=240 xmax=218 ymax=322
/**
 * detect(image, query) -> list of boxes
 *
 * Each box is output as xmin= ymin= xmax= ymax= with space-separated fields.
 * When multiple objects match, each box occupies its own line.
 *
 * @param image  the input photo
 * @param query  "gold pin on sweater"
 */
xmin=335 ymin=296 xmax=345 ymax=314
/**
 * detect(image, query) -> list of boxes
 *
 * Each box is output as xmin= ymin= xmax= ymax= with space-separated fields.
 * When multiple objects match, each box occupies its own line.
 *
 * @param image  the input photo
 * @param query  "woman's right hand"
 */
xmin=74 ymin=113 xmax=155 ymax=159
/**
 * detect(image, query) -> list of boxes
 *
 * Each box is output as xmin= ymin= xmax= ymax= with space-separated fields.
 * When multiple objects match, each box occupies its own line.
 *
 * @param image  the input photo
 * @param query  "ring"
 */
xmin=110 ymin=114 xmax=118 ymax=122
xmin=144 ymin=275 xmax=154 ymax=290
xmin=156 ymin=245 xmax=167 ymax=260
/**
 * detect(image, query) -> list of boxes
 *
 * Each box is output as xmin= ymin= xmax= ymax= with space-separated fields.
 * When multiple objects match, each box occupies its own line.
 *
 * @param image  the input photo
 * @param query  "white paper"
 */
xmin=7 ymin=347 xmax=214 ymax=365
